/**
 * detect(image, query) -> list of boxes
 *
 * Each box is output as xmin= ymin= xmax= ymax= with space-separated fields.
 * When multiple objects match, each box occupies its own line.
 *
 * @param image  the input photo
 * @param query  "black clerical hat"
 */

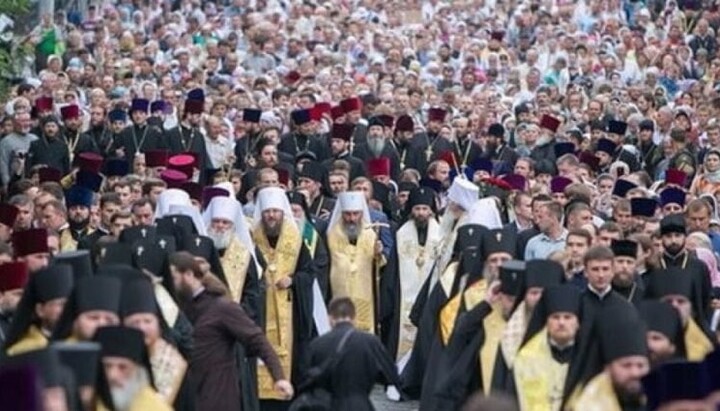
xmin=132 ymin=240 xmax=168 ymax=277
xmin=610 ymin=239 xmax=638 ymax=259
xmin=643 ymin=361 xmax=711 ymax=411
xmin=120 ymin=278 xmax=158 ymax=318
xmin=607 ymin=120 xmax=628 ymax=135
xmin=599 ymin=306 xmax=648 ymax=363
xmin=34 ymin=264 xmax=74 ymax=303
xmin=297 ymin=161 xmax=324 ymax=183
xmin=94 ymin=326 xmax=149 ymax=368
xmin=646 ymin=267 xmax=692 ymax=299
xmin=453 ymin=224 xmax=486 ymax=255
xmin=543 ymin=285 xmax=581 ymax=316
xmin=638 ymin=300 xmax=683 ymax=345
xmin=482 ymin=227 xmax=516 ymax=260
xmin=54 ymin=341 xmax=101 ymax=386
xmin=612 ymin=179 xmax=637 ymax=197
xmin=407 ymin=187 xmax=436 ymax=211
xmin=97 ymin=242 xmax=134 ymax=267
xmin=499 ymin=260 xmax=526 ymax=296
xmin=119 ymin=225 xmax=157 ymax=246
xmin=76 ymin=276 xmax=122 ymax=314
xmin=97 ymin=264 xmax=146 ymax=283
xmin=2 ymin=347 xmax=65 ymax=387
xmin=157 ymin=214 xmax=198 ymax=239
xmin=180 ymin=235 xmax=215 ymax=261
xmin=660 ymin=214 xmax=686 ymax=236
xmin=457 ymin=249 xmax=485 ymax=286
xmin=660 ymin=187 xmax=686 ymax=207
xmin=630 ymin=198 xmax=658 ymax=218
xmin=525 ymin=260 xmax=564 ymax=288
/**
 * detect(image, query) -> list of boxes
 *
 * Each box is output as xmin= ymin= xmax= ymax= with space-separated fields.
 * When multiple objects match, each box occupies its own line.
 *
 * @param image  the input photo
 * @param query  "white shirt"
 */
xmin=204 ymin=135 xmax=235 ymax=169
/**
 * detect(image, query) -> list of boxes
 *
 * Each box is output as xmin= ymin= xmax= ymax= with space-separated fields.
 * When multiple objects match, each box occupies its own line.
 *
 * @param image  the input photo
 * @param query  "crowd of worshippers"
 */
xmin=5 ymin=0 xmax=720 ymax=410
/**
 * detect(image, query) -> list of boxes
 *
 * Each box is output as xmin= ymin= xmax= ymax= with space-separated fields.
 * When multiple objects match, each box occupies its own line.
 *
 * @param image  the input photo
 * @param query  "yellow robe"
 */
xmin=219 ymin=236 xmax=252 ymax=303
xmin=150 ymin=339 xmax=187 ymax=405
xmin=252 ymin=220 xmax=302 ymax=400
xmin=97 ymin=385 xmax=172 ymax=411
xmin=570 ymin=371 xmax=622 ymax=411
xmin=59 ymin=227 xmax=94 ymax=252
xmin=685 ymin=318 xmax=714 ymax=361
xmin=514 ymin=329 xmax=569 ymax=411
xmin=6 ymin=325 xmax=48 ymax=356
xmin=327 ymin=222 xmax=382 ymax=334
xmin=439 ymin=279 xmax=488 ymax=345
xmin=480 ymin=303 xmax=506 ymax=395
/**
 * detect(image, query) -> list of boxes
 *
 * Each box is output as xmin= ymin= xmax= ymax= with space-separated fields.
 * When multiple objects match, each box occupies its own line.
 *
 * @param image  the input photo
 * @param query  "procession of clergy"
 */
xmin=1 ymin=97 xmax=720 ymax=411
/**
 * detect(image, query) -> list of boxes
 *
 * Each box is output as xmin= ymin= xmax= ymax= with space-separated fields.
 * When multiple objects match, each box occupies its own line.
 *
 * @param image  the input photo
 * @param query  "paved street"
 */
xmin=370 ymin=386 xmax=419 ymax=411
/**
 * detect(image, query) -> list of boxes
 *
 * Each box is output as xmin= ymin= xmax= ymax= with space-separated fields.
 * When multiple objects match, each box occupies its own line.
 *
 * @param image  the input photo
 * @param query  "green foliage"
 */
xmin=0 ymin=0 xmax=31 ymax=99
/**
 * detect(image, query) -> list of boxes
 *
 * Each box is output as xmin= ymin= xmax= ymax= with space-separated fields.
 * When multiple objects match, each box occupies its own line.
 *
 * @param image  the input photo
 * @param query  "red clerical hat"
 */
xmin=184 ymin=100 xmax=205 ymax=115
xmin=539 ymin=115 xmax=561 ymax=133
xmin=35 ymin=96 xmax=54 ymax=112
xmin=75 ymin=152 xmax=104 ymax=174
xmin=160 ymin=169 xmax=188 ymax=189
xmin=60 ymin=104 xmax=81 ymax=120
xmin=330 ymin=106 xmax=345 ymax=120
xmin=331 ymin=124 xmax=354 ymax=141
xmin=367 ymin=157 xmax=391 ymax=178
xmin=0 ymin=204 xmax=18 ymax=228
xmin=438 ymin=151 xmax=458 ymax=168
xmin=38 ymin=167 xmax=62 ymax=183
xmin=12 ymin=228 xmax=49 ymax=257
xmin=168 ymin=154 xmax=196 ymax=178
xmin=314 ymin=102 xmax=332 ymax=116
xmin=428 ymin=108 xmax=447 ymax=123
xmin=0 ymin=261 xmax=29 ymax=292
xmin=285 ymin=70 xmax=301 ymax=84
xmin=665 ymin=169 xmax=687 ymax=186
xmin=309 ymin=106 xmax=323 ymax=122
xmin=340 ymin=97 xmax=362 ymax=113
xmin=145 ymin=150 xmax=170 ymax=168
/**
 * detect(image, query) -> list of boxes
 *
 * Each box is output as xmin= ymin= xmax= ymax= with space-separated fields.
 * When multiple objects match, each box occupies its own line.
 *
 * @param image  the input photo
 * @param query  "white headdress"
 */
xmin=155 ymin=188 xmax=207 ymax=235
xmin=328 ymin=191 xmax=372 ymax=229
xmin=447 ymin=178 xmax=480 ymax=212
xmin=204 ymin=196 xmax=258 ymax=268
xmin=253 ymin=186 xmax=295 ymax=228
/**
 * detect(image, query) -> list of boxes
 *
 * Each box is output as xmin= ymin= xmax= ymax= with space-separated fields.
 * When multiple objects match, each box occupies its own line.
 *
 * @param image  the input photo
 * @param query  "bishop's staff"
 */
xmin=367 ymin=222 xmax=389 ymax=337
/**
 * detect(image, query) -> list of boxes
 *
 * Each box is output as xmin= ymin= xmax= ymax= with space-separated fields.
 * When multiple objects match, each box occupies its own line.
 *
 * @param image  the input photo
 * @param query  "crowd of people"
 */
xmin=2 ymin=0 xmax=720 ymax=410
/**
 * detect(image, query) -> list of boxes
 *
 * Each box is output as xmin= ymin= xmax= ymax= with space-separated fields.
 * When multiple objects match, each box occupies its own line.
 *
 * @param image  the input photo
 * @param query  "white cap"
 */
xmin=447 ymin=178 xmax=479 ymax=212
xmin=155 ymin=189 xmax=191 ymax=218
xmin=338 ymin=191 xmax=366 ymax=211
xmin=205 ymin=196 xmax=238 ymax=223
xmin=257 ymin=187 xmax=290 ymax=213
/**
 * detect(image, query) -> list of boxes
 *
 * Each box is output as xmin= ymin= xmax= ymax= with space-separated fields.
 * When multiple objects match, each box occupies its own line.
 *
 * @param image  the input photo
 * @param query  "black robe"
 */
xmin=562 ymin=290 xmax=633 ymax=402
xmin=612 ymin=277 xmax=645 ymax=307
xmin=322 ymin=152 xmax=366 ymax=182
xmin=234 ymin=132 xmax=261 ymax=172
xmin=82 ymin=126 xmax=115 ymax=156
xmin=277 ymin=132 xmax=330 ymax=162
xmin=27 ymin=136 xmax=71 ymax=175
xmin=421 ymin=301 xmax=494 ymax=411
xmin=388 ymin=135 xmax=428 ymax=175
xmin=64 ymin=129 xmax=101 ymax=156
xmin=111 ymin=123 xmax=166 ymax=172
xmin=308 ymin=195 xmax=336 ymax=220
xmin=165 ymin=125 xmax=210 ymax=184
xmin=452 ymin=136 xmax=484 ymax=170
xmin=301 ymin=322 xmax=401 ymax=411
xmin=353 ymin=143 xmax=402 ymax=182
xmin=0 ymin=311 xmax=12 ymax=348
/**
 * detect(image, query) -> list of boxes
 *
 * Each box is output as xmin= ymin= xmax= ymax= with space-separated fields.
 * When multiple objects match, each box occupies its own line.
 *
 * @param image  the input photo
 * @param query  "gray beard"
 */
xmin=111 ymin=367 xmax=148 ymax=411
xmin=343 ymin=222 xmax=359 ymax=243
xmin=368 ymin=138 xmax=386 ymax=156
xmin=208 ymin=228 xmax=233 ymax=250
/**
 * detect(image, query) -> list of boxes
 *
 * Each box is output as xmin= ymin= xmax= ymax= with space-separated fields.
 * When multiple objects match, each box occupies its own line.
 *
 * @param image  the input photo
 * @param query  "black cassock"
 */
xmin=353 ymin=143 xmax=402 ymax=182
xmin=301 ymin=322 xmax=401 ymax=411
xmin=27 ymin=136 xmax=70 ymax=175
xmin=64 ymin=129 xmax=101 ymax=157
xmin=111 ymin=123 xmax=166 ymax=172
xmin=421 ymin=301 xmax=494 ymax=411
xmin=82 ymin=126 xmax=115 ymax=156
xmin=165 ymin=125 xmax=211 ymax=184
xmin=562 ymin=290 xmax=633 ymax=402
xmin=277 ymin=132 xmax=330 ymax=162
xmin=321 ymin=152 xmax=366 ymax=182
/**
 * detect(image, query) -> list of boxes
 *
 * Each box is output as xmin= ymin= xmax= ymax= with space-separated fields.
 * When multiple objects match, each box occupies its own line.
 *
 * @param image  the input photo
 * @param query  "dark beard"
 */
xmin=613 ymin=382 xmax=644 ymax=408
xmin=414 ymin=218 xmax=429 ymax=229
xmin=343 ymin=222 xmax=359 ymax=243
xmin=69 ymin=217 xmax=89 ymax=231
xmin=262 ymin=221 xmax=282 ymax=238
xmin=664 ymin=244 xmax=684 ymax=256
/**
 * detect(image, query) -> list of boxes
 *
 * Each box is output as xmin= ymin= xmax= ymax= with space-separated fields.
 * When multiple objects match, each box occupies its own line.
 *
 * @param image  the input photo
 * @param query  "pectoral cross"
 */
xmin=137 ymin=246 xmax=144 ymax=256
xmin=172 ymin=217 xmax=178 ymax=224
xmin=425 ymin=146 xmax=433 ymax=161
xmin=158 ymin=239 xmax=167 ymax=249
xmin=195 ymin=237 xmax=202 ymax=247
xmin=140 ymin=228 xmax=147 ymax=237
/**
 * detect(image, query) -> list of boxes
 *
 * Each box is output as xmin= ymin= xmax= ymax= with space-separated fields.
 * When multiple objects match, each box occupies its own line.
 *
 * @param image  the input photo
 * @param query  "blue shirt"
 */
xmin=524 ymin=229 xmax=568 ymax=260
xmin=370 ymin=209 xmax=394 ymax=260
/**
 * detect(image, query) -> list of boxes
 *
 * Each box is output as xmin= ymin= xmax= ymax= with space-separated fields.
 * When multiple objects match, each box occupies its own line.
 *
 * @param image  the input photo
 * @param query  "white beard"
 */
xmin=111 ymin=367 xmax=148 ymax=411
xmin=208 ymin=228 xmax=234 ymax=249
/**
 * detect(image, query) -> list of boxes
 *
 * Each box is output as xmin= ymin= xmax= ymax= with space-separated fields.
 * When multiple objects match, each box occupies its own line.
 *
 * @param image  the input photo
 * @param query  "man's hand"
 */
xmin=275 ymin=276 xmax=292 ymax=290
xmin=485 ymin=280 xmax=501 ymax=305
xmin=374 ymin=240 xmax=383 ymax=256
xmin=274 ymin=379 xmax=294 ymax=399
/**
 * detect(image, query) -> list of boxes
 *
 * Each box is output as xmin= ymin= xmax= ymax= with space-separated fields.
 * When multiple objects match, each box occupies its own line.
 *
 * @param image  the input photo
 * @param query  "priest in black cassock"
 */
xmin=323 ymin=123 xmax=366 ymax=181
xmin=354 ymin=116 xmax=402 ymax=181
xmin=60 ymin=104 xmax=100 ymax=159
xmin=83 ymin=105 xmax=117 ymax=156
xmin=389 ymin=115 xmax=427 ymax=175
xmin=278 ymin=109 xmax=330 ymax=162
xmin=165 ymin=94 xmax=209 ymax=183
xmin=111 ymin=98 xmax=166 ymax=173
xmin=610 ymin=239 xmax=645 ymax=305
